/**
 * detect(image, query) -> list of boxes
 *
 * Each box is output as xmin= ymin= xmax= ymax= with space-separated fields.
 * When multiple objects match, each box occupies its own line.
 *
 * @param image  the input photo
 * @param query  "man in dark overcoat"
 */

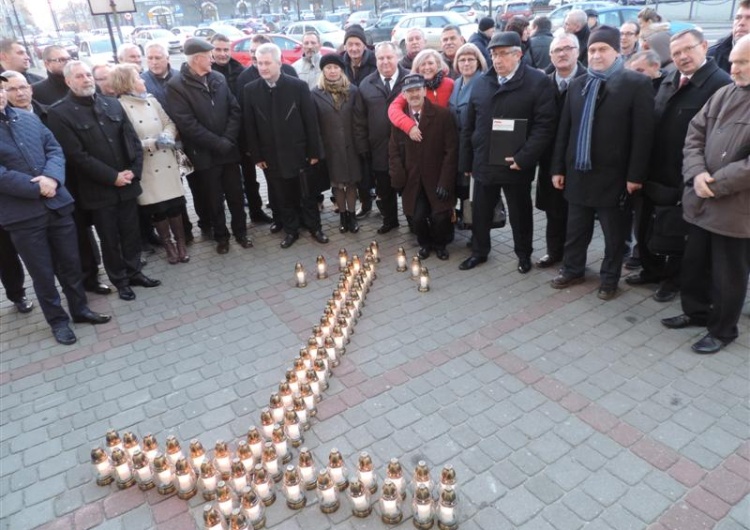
xmin=550 ymin=26 xmax=655 ymax=300
xmin=535 ymin=33 xmax=586 ymax=269
xmin=389 ymin=74 xmax=458 ymax=260
xmin=459 ymin=31 xmax=557 ymax=273
xmin=47 ymin=61 xmax=160 ymax=302
xmin=166 ymin=38 xmax=250 ymax=254
xmin=359 ymin=42 xmax=409 ymax=234
xmin=626 ymin=29 xmax=731 ymax=302
xmin=707 ymin=0 xmax=749 ymax=73
xmin=243 ymin=43 xmax=328 ymax=249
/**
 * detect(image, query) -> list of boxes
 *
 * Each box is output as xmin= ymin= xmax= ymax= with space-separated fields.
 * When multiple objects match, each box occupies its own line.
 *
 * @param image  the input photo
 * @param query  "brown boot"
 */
xmin=168 ymin=215 xmax=190 ymax=263
xmin=154 ymin=219 xmax=178 ymax=264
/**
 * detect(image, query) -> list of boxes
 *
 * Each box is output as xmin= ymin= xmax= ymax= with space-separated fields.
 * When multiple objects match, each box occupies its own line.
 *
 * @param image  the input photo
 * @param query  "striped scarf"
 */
xmin=574 ymin=56 xmax=623 ymax=171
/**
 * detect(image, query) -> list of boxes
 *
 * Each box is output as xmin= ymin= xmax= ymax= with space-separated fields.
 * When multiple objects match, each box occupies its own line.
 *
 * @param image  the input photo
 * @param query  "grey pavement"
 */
xmin=0 ymin=180 xmax=748 ymax=530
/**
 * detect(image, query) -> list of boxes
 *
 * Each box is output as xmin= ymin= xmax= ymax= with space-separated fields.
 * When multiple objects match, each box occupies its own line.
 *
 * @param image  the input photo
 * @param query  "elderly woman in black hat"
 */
xmin=311 ymin=54 xmax=369 ymax=234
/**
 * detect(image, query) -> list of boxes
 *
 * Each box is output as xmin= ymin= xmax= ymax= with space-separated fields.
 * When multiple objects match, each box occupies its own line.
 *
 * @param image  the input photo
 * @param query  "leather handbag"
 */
xmin=175 ymin=149 xmax=194 ymax=179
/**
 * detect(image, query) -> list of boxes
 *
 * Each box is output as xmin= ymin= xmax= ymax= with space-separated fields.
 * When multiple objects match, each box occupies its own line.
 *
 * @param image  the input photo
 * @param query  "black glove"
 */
xmin=217 ymin=138 xmax=234 ymax=155
xmin=436 ymin=186 xmax=449 ymax=201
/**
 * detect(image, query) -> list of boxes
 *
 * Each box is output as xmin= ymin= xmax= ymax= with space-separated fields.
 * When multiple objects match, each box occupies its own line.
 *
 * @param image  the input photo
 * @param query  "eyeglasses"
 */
xmin=671 ymin=42 xmax=701 ymax=59
xmin=47 ymin=57 xmax=72 ymax=63
xmin=551 ymin=45 xmax=577 ymax=55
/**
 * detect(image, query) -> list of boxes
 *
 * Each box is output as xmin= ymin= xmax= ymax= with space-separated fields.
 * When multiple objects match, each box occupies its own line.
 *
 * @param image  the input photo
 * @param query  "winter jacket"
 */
xmin=31 ymin=71 xmax=68 ymax=106
xmin=707 ymin=34 xmax=733 ymax=74
xmin=342 ymin=48 xmax=378 ymax=86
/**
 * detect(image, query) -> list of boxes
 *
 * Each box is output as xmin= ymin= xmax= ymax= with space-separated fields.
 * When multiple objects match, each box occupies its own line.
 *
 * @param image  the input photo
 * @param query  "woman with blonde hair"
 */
xmin=109 ymin=64 xmax=189 ymax=264
xmin=388 ymin=48 xmax=455 ymax=139
xmin=311 ymin=54 xmax=368 ymax=233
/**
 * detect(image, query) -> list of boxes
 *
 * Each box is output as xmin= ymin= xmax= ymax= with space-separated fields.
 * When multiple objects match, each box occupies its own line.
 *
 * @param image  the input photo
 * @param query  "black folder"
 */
xmin=489 ymin=119 xmax=527 ymax=166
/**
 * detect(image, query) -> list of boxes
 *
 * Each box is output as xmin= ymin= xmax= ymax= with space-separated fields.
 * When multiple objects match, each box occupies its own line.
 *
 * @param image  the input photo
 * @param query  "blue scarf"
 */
xmin=574 ymin=56 xmax=623 ymax=171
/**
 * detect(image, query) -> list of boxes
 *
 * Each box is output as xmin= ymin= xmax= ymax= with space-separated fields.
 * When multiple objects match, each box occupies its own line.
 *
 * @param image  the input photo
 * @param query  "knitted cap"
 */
xmin=320 ymin=53 xmax=345 ymax=70
xmin=588 ymin=25 xmax=620 ymax=52
xmin=344 ymin=24 xmax=367 ymax=45
xmin=478 ymin=17 xmax=495 ymax=32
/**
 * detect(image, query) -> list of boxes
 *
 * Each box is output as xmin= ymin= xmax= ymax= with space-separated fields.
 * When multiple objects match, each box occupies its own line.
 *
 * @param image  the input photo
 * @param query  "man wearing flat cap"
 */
xmin=389 ymin=74 xmax=457 ymax=260
xmin=459 ymin=31 xmax=557 ymax=273
xmin=167 ymin=38 xmax=250 ymax=255
xmin=550 ymin=26 xmax=655 ymax=300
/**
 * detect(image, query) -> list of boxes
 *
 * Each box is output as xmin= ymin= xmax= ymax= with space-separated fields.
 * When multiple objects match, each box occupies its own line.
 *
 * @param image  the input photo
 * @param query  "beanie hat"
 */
xmin=344 ymin=24 xmax=367 ymax=45
xmin=588 ymin=25 xmax=620 ymax=52
xmin=320 ymin=53 xmax=346 ymax=70
xmin=478 ymin=17 xmax=495 ymax=32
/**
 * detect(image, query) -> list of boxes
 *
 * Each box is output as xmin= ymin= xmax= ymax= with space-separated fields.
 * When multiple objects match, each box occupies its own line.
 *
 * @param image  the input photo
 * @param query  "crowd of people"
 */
xmin=0 ymin=1 xmax=748 ymax=354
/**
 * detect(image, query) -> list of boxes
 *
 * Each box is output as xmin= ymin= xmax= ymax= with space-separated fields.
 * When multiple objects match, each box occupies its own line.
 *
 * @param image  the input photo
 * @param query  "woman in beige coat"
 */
xmin=109 ymin=64 xmax=189 ymax=264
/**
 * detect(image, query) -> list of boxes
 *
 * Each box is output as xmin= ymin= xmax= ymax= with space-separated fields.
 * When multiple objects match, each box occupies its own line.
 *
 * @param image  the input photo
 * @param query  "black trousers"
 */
xmin=9 ymin=209 xmax=88 ymax=328
xmin=472 ymin=180 xmax=532 ymax=260
xmin=680 ymin=224 xmax=750 ymax=343
xmin=562 ymin=203 xmax=628 ymax=288
xmin=413 ymin=186 xmax=451 ymax=250
xmin=189 ymin=164 xmax=247 ymax=241
xmin=0 ymin=225 xmax=26 ymax=302
xmin=91 ymin=199 xmax=142 ymax=288
xmin=266 ymin=170 xmax=321 ymax=236
xmin=373 ymin=169 xmax=398 ymax=227
xmin=241 ymin=153 xmax=265 ymax=216
xmin=72 ymin=206 xmax=102 ymax=286
xmin=636 ymin=198 xmax=682 ymax=288
xmin=541 ymin=188 xmax=568 ymax=260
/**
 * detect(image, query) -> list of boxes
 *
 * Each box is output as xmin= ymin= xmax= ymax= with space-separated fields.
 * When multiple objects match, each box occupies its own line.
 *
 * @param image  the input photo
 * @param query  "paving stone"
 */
xmin=605 ymin=450 xmax=652 ymax=486
xmin=644 ymin=469 xmax=686 ymax=502
xmin=496 ymin=486 xmax=545 ymax=526
xmin=541 ymin=502 xmax=584 ymax=530
xmin=561 ymin=489 xmax=603 ymax=521
xmin=524 ymin=474 xmax=565 ymax=504
xmin=527 ymin=431 xmax=572 ymax=465
xmin=463 ymin=472 xmax=508 ymax=506
xmin=581 ymin=470 xmax=628 ymax=507
xmin=604 ymin=503 xmax=652 ymax=530
xmin=620 ymin=483 xmax=671 ymax=523
xmin=545 ymin=457 xmax=590 ymax=491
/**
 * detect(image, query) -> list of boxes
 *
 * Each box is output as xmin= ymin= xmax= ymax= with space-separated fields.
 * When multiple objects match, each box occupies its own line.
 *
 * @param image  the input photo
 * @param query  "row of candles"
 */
xmin=89 ymin=243 xmax=455 ymax=527
xmin=294 ymin=243 xmax=430 ymax=293
xmin=93 ymin=429 xmax=458 ymax=529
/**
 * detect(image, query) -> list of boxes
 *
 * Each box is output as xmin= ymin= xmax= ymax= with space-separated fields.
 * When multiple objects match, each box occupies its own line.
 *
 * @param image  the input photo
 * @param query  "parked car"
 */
xmin=346 ymin=10 xmax=378 ymax=28
xmin=193 ymin=25 xmax=246 ymax=41
xmin=171 ymin=25 xmax=197 ymax=50
xmin=391 ymin=11 xmax=476 ymax=53
xmin=548 ymin=3 xmax=696 ymax=32
xmin=414 ymin=0 xmax=450 ymax=11
xmin=132 ymin=28 xmax=181 ymax=54
xmin=77 ymin=36 xmax=121 ymax=67
xmin=33 ymin=36 xmax=79 ymax=60
xmin=546 ymin=1 xmax=616 ymax=28
xmin=129 ymin=24 xmax=161 ymax=43
xmin=325 ymin=13 xmax=347 ymax=28
xmin=450 ymin=3 xmax=482 ymax=22
xmin=364 ymin=11 xmax=407 ymax=45
xmin=284 ymin=20 xmax=346 ymax=48
xmin=495 ymin=1 xmax=534 ymax=28
xmin=299 ymin=10 xmax=316 ymax=20
xmin=260 ymin=13 xmax=291 ymax=31
xmin=230 ymin=34 xmax=337 ymax=67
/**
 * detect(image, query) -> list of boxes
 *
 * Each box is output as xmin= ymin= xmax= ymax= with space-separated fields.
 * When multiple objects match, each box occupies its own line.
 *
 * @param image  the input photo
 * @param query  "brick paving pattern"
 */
xmin=1 ymin=189 xmax=748 ymax=530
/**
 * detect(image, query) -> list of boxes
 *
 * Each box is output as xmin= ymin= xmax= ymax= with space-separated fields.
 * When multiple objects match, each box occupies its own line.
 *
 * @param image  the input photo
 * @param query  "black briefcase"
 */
xmin=299 ymin=162 xmax=331 ymax=198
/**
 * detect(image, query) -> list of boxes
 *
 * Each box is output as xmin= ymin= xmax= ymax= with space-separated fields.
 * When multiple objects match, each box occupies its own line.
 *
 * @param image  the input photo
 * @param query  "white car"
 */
xmin=77 ymin=36 xmax=120 ymax=67
xmin=390 ymin=11 xmax=476 ymax=53
xmin=133 ymin=28 xmax=181 ymax=54
xmin=171 ymin=25 xmax=197 ymax=49
xmin=284 ymin=20 xmax=346 ymax=49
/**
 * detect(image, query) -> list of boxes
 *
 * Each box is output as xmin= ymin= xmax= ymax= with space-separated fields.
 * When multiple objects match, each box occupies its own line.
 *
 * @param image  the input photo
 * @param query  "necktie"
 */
xmin=384 ymin=77 xmax=392 ymax=93
xmin=679 ymin=76 xmax=689 ymax=89
xmin=498 ymin=76 xmax=507 ymax=85
xmin=559 ymin=79 xmax=568 ymax=92
xmin=413 ymin=111 xmax=420 ymax=123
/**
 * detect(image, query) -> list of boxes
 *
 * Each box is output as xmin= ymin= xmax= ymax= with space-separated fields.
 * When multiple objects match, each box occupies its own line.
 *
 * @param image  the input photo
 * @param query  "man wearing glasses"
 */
xmin=31 ymin=45 xmax=71 ymax=106
xmin=620 ymin=21 xmax=640 ymax=60
xmin=708 ymin=0 xmax=749 ymax=72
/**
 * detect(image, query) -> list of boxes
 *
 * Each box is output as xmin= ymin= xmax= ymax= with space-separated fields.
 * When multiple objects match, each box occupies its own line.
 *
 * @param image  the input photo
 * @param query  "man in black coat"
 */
xmin=142 ymin=42 xmax=179 ymax=115
xmin=359 ymin=42 xmax=408 ymax=234
xmin=31 ymin=45 xmax=71 ymax=106
xmin=459 ymin=32 xmax=557 ymax=273
xmin=707 ymin=0 xmax=749 ymax=73
xmin=47 ymin=61 xmax=160 ymax=302
xmin=626 ymin=29 xmax=732 ymax=301
xmin=236 ymin=34 xmax=298 ymax=231
xmin=243 ymin=43 xmax=328 ymax=249
xmin=563 ymin=10 xmax=590 ymax=67
xmin=529 ymin=16 xmax=554 ymax=71
xmin=0 ymin=38 xmax=43 ymax=84
xmin=167 ymin=38 xmax=250 ymax=255
xmin=211 ymin=34 xmax=245 ymax=99
xmin=535 ymin=33 xmax=586 ymax=269
xmin=550 ymin=26 xmax=655 ymax=300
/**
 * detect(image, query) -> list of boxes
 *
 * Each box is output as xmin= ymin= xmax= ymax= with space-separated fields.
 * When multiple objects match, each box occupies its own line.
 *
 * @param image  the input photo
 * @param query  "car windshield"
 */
xmin=150 ymin=29 xmax=173 ymax=38
xmin=310 ymin=20 xmax=340 ymax=32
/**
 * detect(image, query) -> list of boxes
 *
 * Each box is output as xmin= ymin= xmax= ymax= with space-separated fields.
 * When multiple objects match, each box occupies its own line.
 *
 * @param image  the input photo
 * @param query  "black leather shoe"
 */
xmin=459 ymin=256 xmax=487 ymax=270
xmin=597 ymin=286 xmax=619 ymax=301
xmin=216 ymin=241 xmax=230 ymax=254
xmin=535 ymin=254 xmax=561 ymax=269
xmin=661 ymin=314 xmax=702 ymax=329
xmin=270 ymin=222 xmax=283 ymax=234
xmin=377 ymin=223 xmax=399 ymax=234
xmin=14 ymin=297 xmax=33 ymax=314
xmin=84 ymin=281 xmax=113 ymax=295
xmin=52 ymin=324 xmax=77 ymax=345
xmin=250 ymin=211 xmax=273 ymax=224
xmin=653 ymin=286 xmax=678 ymax=303
xmin=72 ymin=309 xmax=112 ymax=325
xmin=435 ymin=248 xmax=449 ymax=261
xmin=280 ymin=233 xmax=299 ymax=249
xmin=518 ymin=257 xmax=532 ymax=274
xmin=117 ymin=286 xmax=136 ymax=301
xmin=550 ymin=274 xmax=585 ymax=289
xmin=236 ymin=236 xmax=253 ymax=249
xmin=130 ymin=273 xmax=161 ymax=288
xmin=691 ymin=334 xmax=726 ymax=354
xmin=311 ymin=230 xmax=329 ymax=244
xmin=625 ymin=273 xmax=658 ymax=286
xmin=624 ymin=257 xmax=642 ymax=270
xmin=355 ymin=205 xmax=372 ymax=219
xmin=418 ymin=247 xmax=431 ymax=260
